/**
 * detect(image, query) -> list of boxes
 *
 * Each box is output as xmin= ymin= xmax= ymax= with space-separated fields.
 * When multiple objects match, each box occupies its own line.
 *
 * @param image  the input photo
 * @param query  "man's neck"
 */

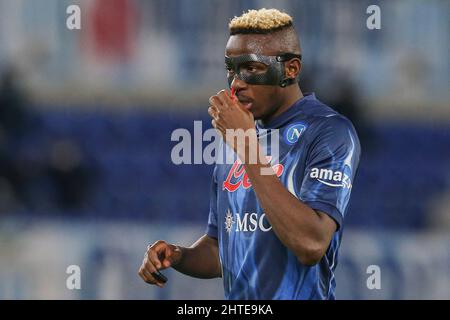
xmin=261 ymin=85 xmax=304 ymax=125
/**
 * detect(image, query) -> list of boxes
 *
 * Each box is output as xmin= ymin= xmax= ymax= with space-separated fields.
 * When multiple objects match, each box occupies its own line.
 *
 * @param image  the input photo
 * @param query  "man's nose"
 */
xmin=230 ymin=75 xmax=247 ymax=91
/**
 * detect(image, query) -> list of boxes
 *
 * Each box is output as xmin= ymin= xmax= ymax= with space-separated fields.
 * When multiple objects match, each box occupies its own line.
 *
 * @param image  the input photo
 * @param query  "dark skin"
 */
xmin=138 ymin=30 xmax=337 ymax=288
xmin=223 ymin=32 xmax=304 ymax=124
xmin=138 ymin=236 xmax=221 ymax=287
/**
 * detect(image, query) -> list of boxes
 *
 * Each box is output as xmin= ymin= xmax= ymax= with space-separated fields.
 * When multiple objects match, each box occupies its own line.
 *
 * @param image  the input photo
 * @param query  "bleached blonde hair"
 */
xmin=229 ymin=8 xmax=294 ymax=35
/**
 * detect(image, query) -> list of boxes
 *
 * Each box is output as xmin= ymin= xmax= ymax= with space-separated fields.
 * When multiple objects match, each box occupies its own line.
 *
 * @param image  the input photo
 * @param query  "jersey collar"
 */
xmin=256 ymin=93 xmax=316 ymax=130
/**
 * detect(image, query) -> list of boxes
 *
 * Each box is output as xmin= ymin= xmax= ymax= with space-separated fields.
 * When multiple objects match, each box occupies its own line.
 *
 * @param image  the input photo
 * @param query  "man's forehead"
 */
xmin=225 ymin=34 xmax=281 ymax=57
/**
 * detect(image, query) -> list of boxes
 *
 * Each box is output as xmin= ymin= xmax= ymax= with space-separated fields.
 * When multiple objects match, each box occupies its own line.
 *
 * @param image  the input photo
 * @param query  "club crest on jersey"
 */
xmin=284 ymin=122 xmax=307 ymax=145
xmin=223 ymin=157 xmax=284 ymax=192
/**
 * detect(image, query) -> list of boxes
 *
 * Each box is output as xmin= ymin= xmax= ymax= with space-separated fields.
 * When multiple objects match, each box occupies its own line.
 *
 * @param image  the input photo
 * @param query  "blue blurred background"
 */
xmin=0 ymin=0 xmax=449 ymax=299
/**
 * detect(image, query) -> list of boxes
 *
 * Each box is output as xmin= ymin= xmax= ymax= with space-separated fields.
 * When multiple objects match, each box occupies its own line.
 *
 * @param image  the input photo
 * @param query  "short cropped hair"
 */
xmin=229 ymin=8 xmax=293 ymax=35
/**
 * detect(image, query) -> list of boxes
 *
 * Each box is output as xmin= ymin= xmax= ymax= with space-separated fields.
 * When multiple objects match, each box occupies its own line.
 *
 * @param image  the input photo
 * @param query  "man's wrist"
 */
xmin=171 ymin=245 xmax=184 ymax=267
xmin=244 ymin=158 xmax=276 ymax=178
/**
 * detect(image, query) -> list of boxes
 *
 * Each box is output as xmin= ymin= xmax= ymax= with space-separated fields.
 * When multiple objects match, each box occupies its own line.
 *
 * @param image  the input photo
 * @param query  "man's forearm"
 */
xmin=172 ymin=235 xmax=222 ymax=279
xmin=244 ymin=161 xmax=333 ymax=264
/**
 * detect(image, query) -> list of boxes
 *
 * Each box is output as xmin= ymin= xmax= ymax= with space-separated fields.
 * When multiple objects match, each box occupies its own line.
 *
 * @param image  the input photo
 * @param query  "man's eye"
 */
xmin=226 ymin=67 xmax=235 ymax=76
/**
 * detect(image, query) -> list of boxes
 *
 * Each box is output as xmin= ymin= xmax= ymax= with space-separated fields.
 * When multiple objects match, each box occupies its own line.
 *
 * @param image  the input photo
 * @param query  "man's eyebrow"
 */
xmin=240 ymin=61 xmax=267 ymax=66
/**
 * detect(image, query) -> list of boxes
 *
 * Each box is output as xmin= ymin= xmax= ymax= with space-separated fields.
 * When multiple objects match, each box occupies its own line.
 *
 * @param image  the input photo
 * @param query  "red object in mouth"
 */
xmin=231 ymin=88 xmax=252 ymax=110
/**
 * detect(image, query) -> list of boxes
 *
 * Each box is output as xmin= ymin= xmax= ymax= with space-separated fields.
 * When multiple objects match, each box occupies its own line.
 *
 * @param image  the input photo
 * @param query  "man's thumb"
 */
xmin=163 ymin=246 xmax=181 ymax=267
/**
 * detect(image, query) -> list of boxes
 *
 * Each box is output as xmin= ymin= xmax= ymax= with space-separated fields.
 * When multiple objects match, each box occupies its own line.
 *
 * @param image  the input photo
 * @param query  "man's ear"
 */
xmin=285 ymin=58 xmax=302 ymax=79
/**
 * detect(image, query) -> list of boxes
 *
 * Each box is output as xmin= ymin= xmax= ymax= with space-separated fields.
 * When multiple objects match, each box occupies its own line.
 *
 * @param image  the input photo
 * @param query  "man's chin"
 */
xmin=251 ymin=111 xmax=261 ymax=120
xmin=249 ymin=107 xmax=268 ymax=122
xmin=240 ymin=101 xmax=253 ymax=111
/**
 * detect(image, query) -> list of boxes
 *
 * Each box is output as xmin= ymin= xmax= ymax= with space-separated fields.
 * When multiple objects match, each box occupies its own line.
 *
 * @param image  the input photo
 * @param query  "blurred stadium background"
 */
xmin=0 ymin=0 xmax=449 ymax=299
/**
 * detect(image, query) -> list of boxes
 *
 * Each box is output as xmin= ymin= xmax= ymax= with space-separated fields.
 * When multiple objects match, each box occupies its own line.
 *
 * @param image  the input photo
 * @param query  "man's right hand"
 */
xmin=138 ymin=240 xmax=182 ymax=287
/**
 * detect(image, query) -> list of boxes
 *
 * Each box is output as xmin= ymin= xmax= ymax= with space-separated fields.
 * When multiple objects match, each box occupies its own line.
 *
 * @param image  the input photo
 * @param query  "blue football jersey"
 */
xmin=206 ymin=93 xmax=361 ymax=300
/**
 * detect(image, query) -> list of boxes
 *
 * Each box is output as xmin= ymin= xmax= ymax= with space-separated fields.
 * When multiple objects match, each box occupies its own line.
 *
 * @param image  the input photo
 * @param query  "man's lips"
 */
xmin=236 ymin=92 xmax=252 ymax=102
xmin=236 ymin=94 xmax=253 ymax=109
xmin=238 ymin=99 xmax=253 ymax=110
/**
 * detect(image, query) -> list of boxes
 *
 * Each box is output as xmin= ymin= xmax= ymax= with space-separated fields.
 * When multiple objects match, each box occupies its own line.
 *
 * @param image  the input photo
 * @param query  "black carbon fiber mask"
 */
xmin=225 ymin=53 xmax=301 ymax=88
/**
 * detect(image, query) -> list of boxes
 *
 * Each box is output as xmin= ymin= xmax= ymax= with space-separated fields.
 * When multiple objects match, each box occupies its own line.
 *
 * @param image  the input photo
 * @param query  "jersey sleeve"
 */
xmin=205 ymin=166 xmax=219 ymax=239
xmin=298 ymin=116 xmax=361 ymax=230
